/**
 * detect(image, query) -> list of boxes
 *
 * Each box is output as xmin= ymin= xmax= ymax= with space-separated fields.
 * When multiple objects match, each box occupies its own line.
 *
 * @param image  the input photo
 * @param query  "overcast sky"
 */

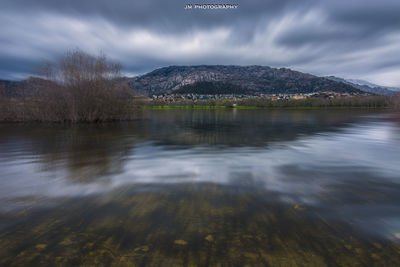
xmin=1 ymin=0 xmax=399 ymax=86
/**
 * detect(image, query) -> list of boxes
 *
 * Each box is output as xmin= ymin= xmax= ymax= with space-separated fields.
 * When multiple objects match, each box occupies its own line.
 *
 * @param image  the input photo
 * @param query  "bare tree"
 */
xmin=392 ymin=95 xmax=400 ymax=110
xmin=30 ymin=49 xmax=136 ymax=122
xmin=0 ymin=82 xmax=5 ymax=99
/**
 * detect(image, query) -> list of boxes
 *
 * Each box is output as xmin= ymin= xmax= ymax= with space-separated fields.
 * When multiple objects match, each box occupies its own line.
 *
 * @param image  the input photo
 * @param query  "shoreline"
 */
xmin=145 ymin=105 xmax=391 ymax=110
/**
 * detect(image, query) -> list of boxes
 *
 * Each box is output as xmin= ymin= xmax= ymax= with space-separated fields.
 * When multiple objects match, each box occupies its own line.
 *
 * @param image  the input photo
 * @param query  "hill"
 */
xmin=128 ymin=65 xmax=363 ymax=96
xmin=1 ymin=66 xmax=376 ymax=97
xmin=326 ymin=76 xmax=399 ymax=96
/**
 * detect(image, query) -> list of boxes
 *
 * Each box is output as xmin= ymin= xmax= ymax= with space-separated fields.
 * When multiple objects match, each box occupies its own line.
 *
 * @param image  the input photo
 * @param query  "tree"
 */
xmin=31 ymin=49 xmax=136 ymax=122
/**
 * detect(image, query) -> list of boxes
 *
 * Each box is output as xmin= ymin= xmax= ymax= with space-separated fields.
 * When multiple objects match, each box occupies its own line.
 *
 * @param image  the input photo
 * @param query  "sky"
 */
xmin=0 ymin=0 xmax=399 ymax=87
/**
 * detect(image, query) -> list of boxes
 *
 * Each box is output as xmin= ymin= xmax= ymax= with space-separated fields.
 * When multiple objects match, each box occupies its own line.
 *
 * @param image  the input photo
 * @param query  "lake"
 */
xmin=1 ymin=109 xmax=400 ymax=266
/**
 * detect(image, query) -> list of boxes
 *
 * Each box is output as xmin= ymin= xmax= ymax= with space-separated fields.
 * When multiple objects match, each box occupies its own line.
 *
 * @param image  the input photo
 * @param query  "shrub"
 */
xmin=4 ymin=49 xmax=138 ymax=122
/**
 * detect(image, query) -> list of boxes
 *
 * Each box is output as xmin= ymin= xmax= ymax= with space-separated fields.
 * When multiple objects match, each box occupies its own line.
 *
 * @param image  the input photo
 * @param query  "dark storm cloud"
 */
xmin=331 ymin=2 xmax=400 ymax=32
xmin=0 ymin=0 xmax=399 ymax=86
xmin=1 ymin=0 xmax=300 ymax=30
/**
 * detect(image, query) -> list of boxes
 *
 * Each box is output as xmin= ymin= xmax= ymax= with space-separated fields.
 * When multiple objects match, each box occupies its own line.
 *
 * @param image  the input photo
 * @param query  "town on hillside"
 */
xmin=150 ymin=91 xmax=371 ymax=103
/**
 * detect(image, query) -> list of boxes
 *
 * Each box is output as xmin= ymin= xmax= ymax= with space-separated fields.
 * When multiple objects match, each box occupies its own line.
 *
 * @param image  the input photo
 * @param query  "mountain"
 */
xmin=2 ymin=67 xmax=380 ymax=98
xmin=326 ymin=76 xmax=399 ymax=96
xmin=174 ymin=81 xmax=248 ymax=95
xmin=346 ymin=79 xmax=383 ymax=88
xmin=347 ymin=79 xmax=400 ymax=91
xmin=128 ymin=65 xmax=363 ymax=96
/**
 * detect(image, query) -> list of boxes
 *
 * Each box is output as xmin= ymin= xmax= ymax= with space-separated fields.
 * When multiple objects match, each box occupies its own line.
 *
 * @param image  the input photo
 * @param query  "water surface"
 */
xmin=1 ymin=109 xmax=400 ymax=266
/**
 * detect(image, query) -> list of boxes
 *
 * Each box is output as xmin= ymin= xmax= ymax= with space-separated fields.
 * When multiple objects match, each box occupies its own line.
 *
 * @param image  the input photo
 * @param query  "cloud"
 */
xmin=0 ymin=0 xmax=399 ymax=86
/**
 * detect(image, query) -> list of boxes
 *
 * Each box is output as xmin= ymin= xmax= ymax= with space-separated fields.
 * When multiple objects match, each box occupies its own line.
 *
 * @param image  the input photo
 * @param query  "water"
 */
xmin=1 ymin=109 xmax=400 ymax=266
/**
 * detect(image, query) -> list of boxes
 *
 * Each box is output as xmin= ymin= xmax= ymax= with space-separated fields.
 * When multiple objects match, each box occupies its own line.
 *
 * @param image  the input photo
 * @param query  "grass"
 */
xmin=144 ymin=96 xmax=393 ymax=110
xmin=145 ymin=105 xmax=389 ymax=110
xmin=144 ymin=105 xmax=228 ymax=110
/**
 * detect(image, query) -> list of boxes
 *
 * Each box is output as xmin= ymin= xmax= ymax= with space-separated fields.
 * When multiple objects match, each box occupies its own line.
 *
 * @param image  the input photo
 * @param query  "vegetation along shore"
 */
xmin=1 ymin=50 xmax=399 ymax=123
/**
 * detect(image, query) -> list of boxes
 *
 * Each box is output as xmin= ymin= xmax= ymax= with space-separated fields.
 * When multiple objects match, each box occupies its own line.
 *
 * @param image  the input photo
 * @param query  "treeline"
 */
xmin=150 ymin=95 xmax=398 ymax=109
xmin=0 ymin=50 xmax=139 ymax=122
xmin=236 ymin=96 xmax=391 ymax=108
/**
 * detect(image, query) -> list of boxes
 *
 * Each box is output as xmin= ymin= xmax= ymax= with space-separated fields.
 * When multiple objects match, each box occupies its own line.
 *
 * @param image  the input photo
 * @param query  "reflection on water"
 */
xmin=1 ymin=110 xmax=400 ymax=266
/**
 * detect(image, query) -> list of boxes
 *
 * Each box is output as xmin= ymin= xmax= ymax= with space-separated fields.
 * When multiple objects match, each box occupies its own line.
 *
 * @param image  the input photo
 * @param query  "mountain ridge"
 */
xmin=3 ymin=65 xmax=395 ymax=97
xmin=326 ymin=76 xmax=399 ymax=96
xmin=128 ymin=65 xmax=364 ymax=96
